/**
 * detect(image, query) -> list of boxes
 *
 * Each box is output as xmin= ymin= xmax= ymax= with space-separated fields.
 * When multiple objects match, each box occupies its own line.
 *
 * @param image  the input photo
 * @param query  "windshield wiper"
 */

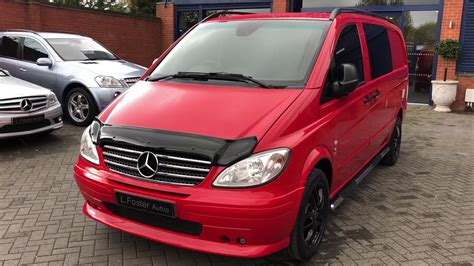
xmin=146 ymin=71 xmax=276 ymax=89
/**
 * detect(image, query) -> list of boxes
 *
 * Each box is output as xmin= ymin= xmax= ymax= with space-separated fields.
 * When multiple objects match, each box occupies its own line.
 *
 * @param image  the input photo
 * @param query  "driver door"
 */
xmin=321 ymin=23 xmax=375 ymax=189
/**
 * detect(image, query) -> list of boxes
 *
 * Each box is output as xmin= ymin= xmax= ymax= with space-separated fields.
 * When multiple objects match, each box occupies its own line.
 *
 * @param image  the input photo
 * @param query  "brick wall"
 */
xmin=436 ymin=0 xmax=464 ymax=81
xmin=272 ymin=0 xmax=289 ymax=13
xmin=0 ymin=0 xmax=161 ymax=67
xmin=436 ymin=0 xmax=473 ymax=111
xmin=156 ymin=2 xmax=175 ymax=53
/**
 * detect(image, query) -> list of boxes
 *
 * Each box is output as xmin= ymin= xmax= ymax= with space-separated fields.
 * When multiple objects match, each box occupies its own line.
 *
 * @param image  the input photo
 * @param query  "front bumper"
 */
xmin=89 ymin=86 xmax=128 ymax=111
xmin=0 ymin=103 xmax=63 ymax=138
xmin=73 ymin=156 xmax=303 ymax=258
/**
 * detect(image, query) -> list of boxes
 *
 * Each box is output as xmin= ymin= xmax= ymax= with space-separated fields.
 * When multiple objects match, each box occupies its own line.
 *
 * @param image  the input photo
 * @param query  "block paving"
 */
xmin=0 ymin=106 xmax=473 ymax=265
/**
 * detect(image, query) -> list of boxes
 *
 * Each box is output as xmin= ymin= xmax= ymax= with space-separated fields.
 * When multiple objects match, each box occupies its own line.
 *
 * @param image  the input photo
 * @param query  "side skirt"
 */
xmin=330 ymin=146 xmax=390 ymax=210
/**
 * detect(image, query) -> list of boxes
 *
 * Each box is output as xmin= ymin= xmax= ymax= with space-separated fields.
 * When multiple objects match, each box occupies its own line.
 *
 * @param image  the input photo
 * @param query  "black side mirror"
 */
xmin=333 ymin=63 xmax=359 ymax=97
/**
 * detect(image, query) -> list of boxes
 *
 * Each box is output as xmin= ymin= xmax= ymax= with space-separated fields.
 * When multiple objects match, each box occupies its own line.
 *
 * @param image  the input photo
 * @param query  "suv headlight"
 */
xmin=95 ymin=76 xmax=123 ymax=88
xmin=47 ymin=92 xmax=58 ymax=106
xmin=213 ymin=148 xmax=290 ymax=188
xmin=80 ymin=125 xmax=99 ymax=165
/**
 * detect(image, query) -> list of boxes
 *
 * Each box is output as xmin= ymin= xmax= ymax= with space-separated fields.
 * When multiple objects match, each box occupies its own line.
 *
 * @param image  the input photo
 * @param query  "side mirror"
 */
xmin=36 ymin=57 xmax=52 ymax=67
xmin=333 ymin=63 xmax=359 ymax=97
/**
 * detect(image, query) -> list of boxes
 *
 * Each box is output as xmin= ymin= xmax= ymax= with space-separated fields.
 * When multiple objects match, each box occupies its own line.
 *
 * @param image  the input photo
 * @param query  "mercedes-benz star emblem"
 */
xmin=137 ymin=151 xmax=159 ymax=178
xmin=20 ymin=99 xmax=33 ymax=112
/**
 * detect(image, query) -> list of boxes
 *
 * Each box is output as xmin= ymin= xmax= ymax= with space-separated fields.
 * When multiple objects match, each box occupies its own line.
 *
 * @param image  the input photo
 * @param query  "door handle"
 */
xmin=373 ymin=90 xmax=380 ymax=98
xmin=19 ymin=67 xmax=27 ymax=72
xmin=363 ymin=95 xmax=373 ymax=104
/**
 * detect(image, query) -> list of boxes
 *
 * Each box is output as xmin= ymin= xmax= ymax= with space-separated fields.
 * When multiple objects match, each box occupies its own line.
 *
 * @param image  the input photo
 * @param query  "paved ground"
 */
xmin=0 ymin=106 xmax=473 ymax=266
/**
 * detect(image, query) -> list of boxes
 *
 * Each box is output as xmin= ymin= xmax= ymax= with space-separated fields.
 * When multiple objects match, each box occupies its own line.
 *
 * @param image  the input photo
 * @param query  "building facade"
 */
xmin=156 ymin=0 xmax=473 ymax=110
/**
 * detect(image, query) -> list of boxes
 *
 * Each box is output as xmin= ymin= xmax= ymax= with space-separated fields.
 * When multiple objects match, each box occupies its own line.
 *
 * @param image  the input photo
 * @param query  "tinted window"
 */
xmin=152 ymin=20 xmax=330 ymax=88
xmin=364 ymin=24 xmax=393 ymax=79
xmin=0 ymin=36 xmax=20 ymax=58
xmin=321 ymin=24 xmax=364 ymax=102
xmin=23 ymin=38 xmax=49 ymax=62
xmin=46 ymin=37 xmax=118 ymax=61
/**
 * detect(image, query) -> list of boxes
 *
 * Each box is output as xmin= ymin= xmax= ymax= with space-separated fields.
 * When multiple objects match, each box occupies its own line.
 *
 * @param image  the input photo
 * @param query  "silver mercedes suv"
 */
xmin=0 ymin=69 xmax=63 ymax=138
xmin=0 ymin=30 xmax=146 ymax=126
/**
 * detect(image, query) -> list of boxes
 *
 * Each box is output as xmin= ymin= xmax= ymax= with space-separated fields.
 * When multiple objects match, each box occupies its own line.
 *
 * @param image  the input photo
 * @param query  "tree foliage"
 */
xmin=435 ymin=39 xmax=461 ymax=60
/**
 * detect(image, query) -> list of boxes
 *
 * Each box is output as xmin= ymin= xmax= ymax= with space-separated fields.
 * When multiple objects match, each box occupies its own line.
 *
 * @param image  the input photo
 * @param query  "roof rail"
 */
xmin=1 ymin=29 xmax=40 ymax=35
xmin=329 ymin=8 xmax=390 ymax=22
xmin=201 ymin=11 xmax=255 ymax=23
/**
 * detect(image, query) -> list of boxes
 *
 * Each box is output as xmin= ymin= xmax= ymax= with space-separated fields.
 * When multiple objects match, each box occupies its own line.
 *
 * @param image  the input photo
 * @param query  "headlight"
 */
xmin=95 ymin=76 xmax=123 ymax=88
xmin=213 ymin=148 xmax=290 ymax=188
xmin=47 ymin=93 xmax=58 ymax=106
xmin=80 ymin=126 xmax=99 ymax=165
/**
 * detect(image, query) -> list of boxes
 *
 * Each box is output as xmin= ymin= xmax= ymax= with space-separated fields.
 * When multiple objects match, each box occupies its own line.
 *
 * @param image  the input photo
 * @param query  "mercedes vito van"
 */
xmin=74 ymin=9 xmax=408 ymax=261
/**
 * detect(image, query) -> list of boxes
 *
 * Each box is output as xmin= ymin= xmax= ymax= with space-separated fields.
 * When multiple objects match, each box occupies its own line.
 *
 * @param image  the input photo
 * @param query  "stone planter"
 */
xmin=431 ymin=80 xmax=458 ymax=112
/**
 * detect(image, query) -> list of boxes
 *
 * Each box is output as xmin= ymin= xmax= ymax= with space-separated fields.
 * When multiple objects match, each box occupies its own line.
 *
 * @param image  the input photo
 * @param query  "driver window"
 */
xmin=23 ymin=37 xmax=49 ymax=62
xmin=321 ymin=24 xmax=364 ymax=104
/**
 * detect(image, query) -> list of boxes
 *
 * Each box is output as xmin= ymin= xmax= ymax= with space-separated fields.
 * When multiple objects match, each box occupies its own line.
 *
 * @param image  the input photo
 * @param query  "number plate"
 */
xmin=115 ymin=191 xmax=176 ymax=218
xmin=12 ymin=115 xmax=44 ymax=125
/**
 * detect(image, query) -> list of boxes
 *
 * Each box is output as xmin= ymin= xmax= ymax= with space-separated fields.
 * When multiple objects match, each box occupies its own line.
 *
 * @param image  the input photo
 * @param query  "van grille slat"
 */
xmin=102 ymin=144 xmax=212 ymax=186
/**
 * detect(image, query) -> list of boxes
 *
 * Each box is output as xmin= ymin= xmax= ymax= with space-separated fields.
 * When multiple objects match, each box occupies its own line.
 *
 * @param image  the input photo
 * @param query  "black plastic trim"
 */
xmin=98 ymin=124 xmax=257 ymax=166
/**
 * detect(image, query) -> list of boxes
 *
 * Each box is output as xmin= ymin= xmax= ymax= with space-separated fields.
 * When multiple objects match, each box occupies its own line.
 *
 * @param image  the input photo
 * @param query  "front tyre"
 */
xmin=66 ymin=87 xmax=98 ymax=126
xmin=381 ymin=117 xmax=402 ymax=166
xmin=286 ymin=169 xmax=329 ymax=262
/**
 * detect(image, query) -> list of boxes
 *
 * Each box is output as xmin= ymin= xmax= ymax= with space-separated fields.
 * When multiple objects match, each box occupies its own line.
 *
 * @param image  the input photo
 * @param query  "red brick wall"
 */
xmin=453 ymin=75 xmax=474 ymax=110
xmin=273 ymin=0 xmax=289 ymax=13
xmin=436 ymin=0 xmax=464 ymax=81
xmin=436 ymin=0 xmax=473 ymax=111
xmin=0 ymin=0 xmax=161 ymax=67
xmin=156 ymin=2 xmax=175 ymax=53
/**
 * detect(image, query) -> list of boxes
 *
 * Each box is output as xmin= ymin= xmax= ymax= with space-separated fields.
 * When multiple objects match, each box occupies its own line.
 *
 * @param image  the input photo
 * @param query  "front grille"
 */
xmin=103 ymin=202 xmax=202 ymax=236
xmin=0 ymin=95 xmax=48 ymax=113
xmin=0 ymin=119 xmax=50 ymax=133
xmin=102 ymin=144 xmax=212 ymax=186
xmin=124 ymin=77 xmax=140 ymax=87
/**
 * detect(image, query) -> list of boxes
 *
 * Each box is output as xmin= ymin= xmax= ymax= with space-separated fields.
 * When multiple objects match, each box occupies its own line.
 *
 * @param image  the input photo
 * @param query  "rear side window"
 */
xmin=363 ymin=24 xmax=393 ymax=79
xmin=0 ymin=36 xmax=20 ymax=59
xmin=23 ymin=37 xmax=49 ymax=62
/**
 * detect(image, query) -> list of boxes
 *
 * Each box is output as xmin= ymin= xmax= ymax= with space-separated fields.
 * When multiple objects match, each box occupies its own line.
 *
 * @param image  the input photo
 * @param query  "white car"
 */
xmin=0 ymin=69 xmax=63 ymax=138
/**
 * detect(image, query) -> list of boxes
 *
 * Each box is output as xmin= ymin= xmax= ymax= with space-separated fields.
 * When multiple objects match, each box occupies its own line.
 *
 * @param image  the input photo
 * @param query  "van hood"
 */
xmin=99 ymin=82 xmax=303 ymax=140
xmin=0 ymin=76 xmax=52 ymax=99
xmin=66 ymin=60 xmax=146 ymax=79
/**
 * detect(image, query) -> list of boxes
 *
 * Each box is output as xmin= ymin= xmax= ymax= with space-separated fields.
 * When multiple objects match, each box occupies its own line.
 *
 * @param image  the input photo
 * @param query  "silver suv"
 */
xmin=0 ymin=30 xmax=146 ymax=126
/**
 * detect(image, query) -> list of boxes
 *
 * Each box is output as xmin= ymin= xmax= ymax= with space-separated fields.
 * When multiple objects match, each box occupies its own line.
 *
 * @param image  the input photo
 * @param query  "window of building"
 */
xmin=363 ymin=24 xmax=393 ymax=79
xmin=302 ymin=0 xmax=439 ymax=9
xmin=322 ymin=24 xmax=364 ymax=102
xmin=23 ymin=38 xmax=49 ymax=62
xmin=0 ymin=36 xmax=20 ymax=59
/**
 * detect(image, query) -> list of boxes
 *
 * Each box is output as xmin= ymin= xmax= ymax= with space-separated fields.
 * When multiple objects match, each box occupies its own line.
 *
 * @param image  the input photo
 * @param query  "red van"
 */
xmin=74 ymin=9 xmax=407 ymax=261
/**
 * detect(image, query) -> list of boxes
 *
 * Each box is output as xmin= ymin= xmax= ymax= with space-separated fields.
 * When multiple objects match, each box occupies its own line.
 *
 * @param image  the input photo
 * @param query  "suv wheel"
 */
xmin=381 ymin=117 xmax=402 ymax=166
xmin=66 ymin=87 xmax=98 ymax=126
xmin=286 ymin=169 xmax=329 ymax=262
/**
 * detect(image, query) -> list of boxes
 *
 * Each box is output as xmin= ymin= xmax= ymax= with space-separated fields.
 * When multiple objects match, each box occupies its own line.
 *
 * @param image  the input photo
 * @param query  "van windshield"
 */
xmin=151 ymin=20 xmax=330 ymax=88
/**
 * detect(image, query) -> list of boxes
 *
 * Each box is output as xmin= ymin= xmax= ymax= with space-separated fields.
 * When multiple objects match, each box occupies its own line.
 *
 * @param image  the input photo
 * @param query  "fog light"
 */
xmin=237 ymin=237 xmax=246 ymax=245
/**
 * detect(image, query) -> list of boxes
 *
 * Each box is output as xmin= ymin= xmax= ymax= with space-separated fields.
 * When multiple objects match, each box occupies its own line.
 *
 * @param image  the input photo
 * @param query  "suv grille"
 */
xmin=0 ymin=95 xmax=48 ymax=113
xmin=102 ymin=144 xmax=212 ymax=186
xmin=124 ymin=77 xmax=140 ymax=87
